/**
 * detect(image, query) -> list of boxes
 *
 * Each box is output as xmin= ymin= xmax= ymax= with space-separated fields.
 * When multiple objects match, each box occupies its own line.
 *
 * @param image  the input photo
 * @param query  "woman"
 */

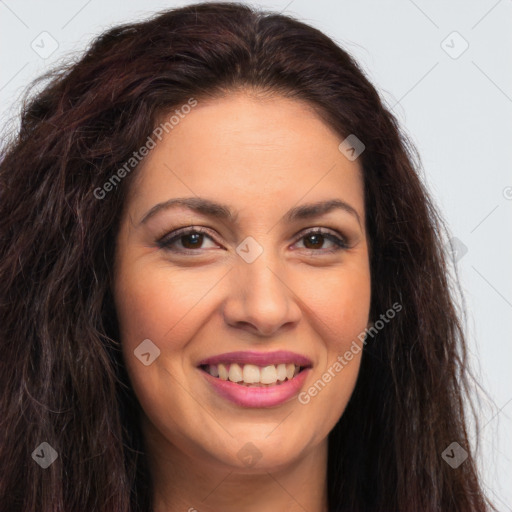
xmin=0 ymin=2 xmax=495 ymax=511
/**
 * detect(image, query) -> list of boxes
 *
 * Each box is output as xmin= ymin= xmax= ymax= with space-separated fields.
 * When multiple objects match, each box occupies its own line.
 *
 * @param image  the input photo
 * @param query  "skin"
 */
xmin=113 ymin=90 xmax=371 ymax=512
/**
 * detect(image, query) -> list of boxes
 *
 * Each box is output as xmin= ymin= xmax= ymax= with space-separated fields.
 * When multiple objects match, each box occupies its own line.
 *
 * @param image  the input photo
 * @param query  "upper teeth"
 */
xmin=205 ymin=363 xmax=300 ymax=384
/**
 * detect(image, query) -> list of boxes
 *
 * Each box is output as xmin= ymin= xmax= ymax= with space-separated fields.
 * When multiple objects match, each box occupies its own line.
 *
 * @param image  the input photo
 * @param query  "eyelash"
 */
xmin=156 ymin=226 xmax=349 ymax=255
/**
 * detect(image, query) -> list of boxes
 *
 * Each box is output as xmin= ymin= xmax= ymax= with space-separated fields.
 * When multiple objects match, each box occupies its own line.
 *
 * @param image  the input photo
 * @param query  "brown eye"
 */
xmin=158 ymin=227 xmax=219 ymax=253
xmin=302 ymin=233 xmax=326 ymax=250
xmin=180 ymin=232 xmax=205 ymax=249
xmin=157 ymin=226 xmax=348 ymax=255
xmin=295 ymin=229 xmax=348 ymax=253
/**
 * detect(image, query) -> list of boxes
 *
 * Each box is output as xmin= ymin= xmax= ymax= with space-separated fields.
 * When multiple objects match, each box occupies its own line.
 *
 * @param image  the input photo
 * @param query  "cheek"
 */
xmin=115 ymin=249 xmax=371 ymax=378
xmin=292 ymin=260 xmax=370 ymax=434
xmin=113 ymin=261 xmax=213 ymax=423
xmin=298 ymin=259 xmax=371 ymax=346
xmin=114 ymin=259 xmax=215 ymax=350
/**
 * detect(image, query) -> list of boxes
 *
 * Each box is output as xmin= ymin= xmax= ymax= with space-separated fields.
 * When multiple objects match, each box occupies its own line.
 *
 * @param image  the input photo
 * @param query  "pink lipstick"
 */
xmin=197 ymin=350 xmax=312 ymax=408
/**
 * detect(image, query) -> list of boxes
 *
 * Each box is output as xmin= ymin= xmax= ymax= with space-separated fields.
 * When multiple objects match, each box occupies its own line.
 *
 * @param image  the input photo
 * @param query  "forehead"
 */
xmin=127 ymin=92 xmax=365 ymax=224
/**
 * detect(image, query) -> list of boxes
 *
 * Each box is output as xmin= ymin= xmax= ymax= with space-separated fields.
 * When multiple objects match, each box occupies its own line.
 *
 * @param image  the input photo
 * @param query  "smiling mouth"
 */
xmin=199 ymin=363 xmax=309 ymax=387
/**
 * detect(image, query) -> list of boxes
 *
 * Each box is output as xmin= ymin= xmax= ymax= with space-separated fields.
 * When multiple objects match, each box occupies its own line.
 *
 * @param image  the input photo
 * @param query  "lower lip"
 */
xmin=200 ymin=367 xmax=311 ymax=408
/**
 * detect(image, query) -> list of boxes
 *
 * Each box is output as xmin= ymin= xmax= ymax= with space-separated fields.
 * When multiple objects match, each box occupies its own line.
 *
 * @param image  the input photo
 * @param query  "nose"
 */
xmin=222 ymin=251 xmax=302 ymax=338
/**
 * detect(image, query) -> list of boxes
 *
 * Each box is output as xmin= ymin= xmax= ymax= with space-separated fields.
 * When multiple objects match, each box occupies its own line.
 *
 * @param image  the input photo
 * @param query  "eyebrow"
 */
xmin=139 ymin=196 xmax=362 ymax=228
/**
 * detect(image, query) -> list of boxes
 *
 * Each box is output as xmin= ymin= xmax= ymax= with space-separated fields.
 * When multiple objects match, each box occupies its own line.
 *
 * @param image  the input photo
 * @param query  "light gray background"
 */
xmin=1 ymin=0 xmax=510 ymax=509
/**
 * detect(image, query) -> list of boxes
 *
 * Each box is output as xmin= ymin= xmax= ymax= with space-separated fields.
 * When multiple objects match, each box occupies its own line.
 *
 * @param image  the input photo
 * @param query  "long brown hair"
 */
xmin=0 ymin=2 xmax=494 ymax=510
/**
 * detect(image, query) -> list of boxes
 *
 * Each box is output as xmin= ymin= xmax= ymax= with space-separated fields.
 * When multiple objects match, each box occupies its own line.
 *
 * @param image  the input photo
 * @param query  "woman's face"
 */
xmin=113 ymin=91 xmax=371 ymax=473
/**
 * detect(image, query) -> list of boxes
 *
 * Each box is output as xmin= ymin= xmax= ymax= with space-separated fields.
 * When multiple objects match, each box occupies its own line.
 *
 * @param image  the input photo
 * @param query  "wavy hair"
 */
xmin=0 ymin=2 xmax=494 ymax=510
